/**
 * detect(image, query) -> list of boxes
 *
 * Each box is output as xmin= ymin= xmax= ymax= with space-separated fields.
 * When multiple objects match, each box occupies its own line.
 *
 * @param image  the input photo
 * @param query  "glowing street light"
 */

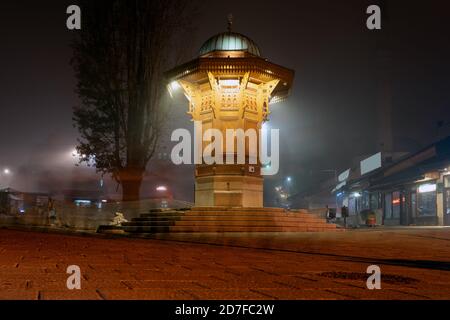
xmin=170 ymin=81 xmax=181 ymax=91
xmin=3 ymin=168 xmax=10 ymax=175
xmin=156 ymin=186 xmax=168 ymax=192
xmin=71 ymin=148 xmax=87 ymax=159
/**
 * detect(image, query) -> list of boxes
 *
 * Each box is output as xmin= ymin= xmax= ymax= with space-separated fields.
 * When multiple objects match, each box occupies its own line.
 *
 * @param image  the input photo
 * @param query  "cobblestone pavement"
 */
xmin=0 ymin=228 xmax=449 ymax=300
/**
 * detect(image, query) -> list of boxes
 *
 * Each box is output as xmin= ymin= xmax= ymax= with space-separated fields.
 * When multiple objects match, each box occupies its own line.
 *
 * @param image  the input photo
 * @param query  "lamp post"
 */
xmin=285 ymin=176 xmax=292 ymax=196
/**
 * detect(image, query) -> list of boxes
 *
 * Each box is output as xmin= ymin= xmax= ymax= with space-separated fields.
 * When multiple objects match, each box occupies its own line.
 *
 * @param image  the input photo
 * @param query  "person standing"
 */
xmin=48 ymin=198 xmax=57 ymax=226
xmin=341 ymin=205 xmax=349 ymax=228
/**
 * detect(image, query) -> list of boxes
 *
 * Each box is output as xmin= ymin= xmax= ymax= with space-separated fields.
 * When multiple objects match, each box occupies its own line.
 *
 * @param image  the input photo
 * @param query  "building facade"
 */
xmin=335 ymin=136 xmax=450 ymax=227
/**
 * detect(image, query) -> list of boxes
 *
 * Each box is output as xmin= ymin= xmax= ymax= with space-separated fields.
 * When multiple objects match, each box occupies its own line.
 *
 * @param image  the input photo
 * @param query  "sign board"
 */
xmin=361 ymin=152 xmax=382 ymax=176
xmin=332 ymin=181 xmax=347 ymax=193
xmin=338 ymin=169 xmax=350 ymax=182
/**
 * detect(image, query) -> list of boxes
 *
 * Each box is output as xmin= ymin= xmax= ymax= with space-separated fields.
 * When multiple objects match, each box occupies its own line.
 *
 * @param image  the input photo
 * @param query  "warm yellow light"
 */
xmin=219 ymin=79 xmax=239 ymax=86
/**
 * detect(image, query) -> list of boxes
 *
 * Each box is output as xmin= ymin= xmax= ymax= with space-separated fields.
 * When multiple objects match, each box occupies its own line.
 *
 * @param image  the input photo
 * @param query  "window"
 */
xmin=349 ymin=198 xmax=356 ymax=215
xmin=360 ymin=193 xmax=370 ymax=211
xmin=445 ymin=190 xmax=450 ymax=215
xmin=411 ymin=193 xmax=417 ymax=218
xmin=444 ymin=176 xmax=450 ymax=216
xmin=384 ymin=193 xmax=392 ymax=219
xmin=370 ymin=193 xmax=380 ymax=210
xmin=392 ymin=191 xmax=401 ymax=219
xmin=417 ymin=184 xmax=437 ymax=217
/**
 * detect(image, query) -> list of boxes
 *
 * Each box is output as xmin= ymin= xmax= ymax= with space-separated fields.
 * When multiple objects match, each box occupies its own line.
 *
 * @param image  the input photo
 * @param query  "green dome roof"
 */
xmin=199 ymin=32 xmax=261 ymax=57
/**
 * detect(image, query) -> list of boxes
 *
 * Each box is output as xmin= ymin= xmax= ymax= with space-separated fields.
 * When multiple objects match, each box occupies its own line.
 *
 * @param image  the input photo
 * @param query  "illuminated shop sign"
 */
xmin=418 ymin=184 xmax=436 ymax=193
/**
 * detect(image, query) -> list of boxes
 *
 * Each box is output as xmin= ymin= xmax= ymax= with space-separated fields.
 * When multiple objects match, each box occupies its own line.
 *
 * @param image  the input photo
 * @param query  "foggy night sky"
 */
xmin=0 ymin=0 xmax=449 ymax=200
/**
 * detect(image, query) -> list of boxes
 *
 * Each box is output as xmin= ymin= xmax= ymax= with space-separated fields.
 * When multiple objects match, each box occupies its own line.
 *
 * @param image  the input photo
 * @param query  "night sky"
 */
xmin=0 ymin=0 xmax=449 ymax=201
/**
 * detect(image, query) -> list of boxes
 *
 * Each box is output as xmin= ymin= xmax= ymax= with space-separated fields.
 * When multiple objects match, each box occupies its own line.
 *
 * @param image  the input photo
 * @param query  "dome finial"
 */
xmin=227 ymin=14 xmax=233 ymax=32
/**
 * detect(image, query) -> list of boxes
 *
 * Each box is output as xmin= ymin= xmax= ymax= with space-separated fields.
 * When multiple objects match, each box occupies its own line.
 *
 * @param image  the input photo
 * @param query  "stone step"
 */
xmin=148 ymin=208 xmax=187 ymax=213
xmin=140 ymin=212 xmax=187 ymax=218
xmin=97 ymin=207 xmax=340 ymax=234
xmin=122 ymin=221 xmax=176 ymax=227
xmin=133 ymin=215 xmax=324 ymax=223
xmin=185 ymin=211 xmax=321 ymax=218
xmin=120 ymin=225 xmax=339 ymax=233
xmin=173 ymin=221 xmax=332 ymax=227
xmin=123 ymin=220 xmax=331 ymax=228
xmin=132 ymin=217 xmax=183 ymax=222
xmin=188 ymin=208 xmax=311 ymax=214
xmin=97 ymin=225 xmax=130 ymax=234
xmin=121 ymin=226 xmax=171 ymax=233
xmin=184 ymin=215 xmax=323 ymax=221
xmin=183 ymin=215 xmax=323 ymax=222
xmin=137 ymin=213 xmax=320 ymax=221
xmin=191 ymin=207 xmax=289 ymax=212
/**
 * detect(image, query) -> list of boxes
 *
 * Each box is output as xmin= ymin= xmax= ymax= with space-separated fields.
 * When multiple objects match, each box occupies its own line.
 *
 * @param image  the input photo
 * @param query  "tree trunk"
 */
xmin=119 ymin=168 xmax=144 ymax=202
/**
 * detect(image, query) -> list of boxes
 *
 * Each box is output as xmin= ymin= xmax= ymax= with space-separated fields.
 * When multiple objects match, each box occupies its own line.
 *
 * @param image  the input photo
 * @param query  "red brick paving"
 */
xmin=0 ymin=228 xmax=449 ymax=300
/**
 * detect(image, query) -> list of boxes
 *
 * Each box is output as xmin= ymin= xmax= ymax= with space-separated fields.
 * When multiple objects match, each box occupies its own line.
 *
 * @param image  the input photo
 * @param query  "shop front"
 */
xmin=383 ymin=190 xmax=401 ymax=225
xmin=381 ymin=182 xmax=439 ymax=226
xmin=444 ymin=174 xmax=450 ymax=226
xmin=331 ymin=136 xmax=450 ymax=227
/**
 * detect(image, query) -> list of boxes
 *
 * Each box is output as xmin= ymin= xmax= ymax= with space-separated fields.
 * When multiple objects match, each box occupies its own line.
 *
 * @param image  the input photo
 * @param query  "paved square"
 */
xmin=0 ymin=228 xmax=449 ymax=300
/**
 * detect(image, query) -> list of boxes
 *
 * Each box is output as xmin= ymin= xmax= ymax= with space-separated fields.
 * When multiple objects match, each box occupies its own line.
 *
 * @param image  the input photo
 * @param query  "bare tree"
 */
xmin=72 ymin=0 xmax=195 ymax=201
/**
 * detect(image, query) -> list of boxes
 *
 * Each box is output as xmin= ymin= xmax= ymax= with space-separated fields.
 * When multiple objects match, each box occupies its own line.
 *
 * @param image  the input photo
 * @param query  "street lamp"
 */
xmin=285 ymin=177 xmax=293 ymax=203
xmin=169 ymin=81 xmax=180 ymax=91
xmin=1 ymin=168 xmax=12 ymax=189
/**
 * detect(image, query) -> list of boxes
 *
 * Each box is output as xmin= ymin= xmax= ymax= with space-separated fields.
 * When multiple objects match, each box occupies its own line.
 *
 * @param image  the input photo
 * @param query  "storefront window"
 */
xmin=349 ymin=198 xmax=356 ymax=215
xmin=411 ymin=193 xmax=417 ymax=217
xmin=392 ymin=191 xmax=401 ymax=219
xmin=445 ymin=190 xmax=450 ymax=215
xmin=370 ymin=193 xmax=380 ymax=210
xmin=384 ymin=193 xmax=392 ymax=219
xmin=443 ymin=176 xmax=450 ymax=216
xmin=361 ymin=193 xmax=370 ymax=211
xmin=417 ymin=184 xmax=437 ymax=217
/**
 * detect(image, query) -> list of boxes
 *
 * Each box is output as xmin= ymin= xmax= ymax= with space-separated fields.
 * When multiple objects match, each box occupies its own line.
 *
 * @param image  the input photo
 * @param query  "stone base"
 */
xmin=97 ymin=207 xmax=342 ymax=234
xmin=195 ymin=175 xmax=263 ymax=208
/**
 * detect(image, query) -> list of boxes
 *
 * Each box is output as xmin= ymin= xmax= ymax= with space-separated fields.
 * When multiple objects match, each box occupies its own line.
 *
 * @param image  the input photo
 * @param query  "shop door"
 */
xmin=400 ymin=191 xmax=410 ymax=226
xmin=444 ymin=189 xmax=450 ymax=226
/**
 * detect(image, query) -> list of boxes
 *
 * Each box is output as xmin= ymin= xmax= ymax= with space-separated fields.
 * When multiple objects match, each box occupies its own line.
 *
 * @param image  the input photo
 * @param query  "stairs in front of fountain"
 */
xmin=97 ymin=207 xmax=342 ymax=234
